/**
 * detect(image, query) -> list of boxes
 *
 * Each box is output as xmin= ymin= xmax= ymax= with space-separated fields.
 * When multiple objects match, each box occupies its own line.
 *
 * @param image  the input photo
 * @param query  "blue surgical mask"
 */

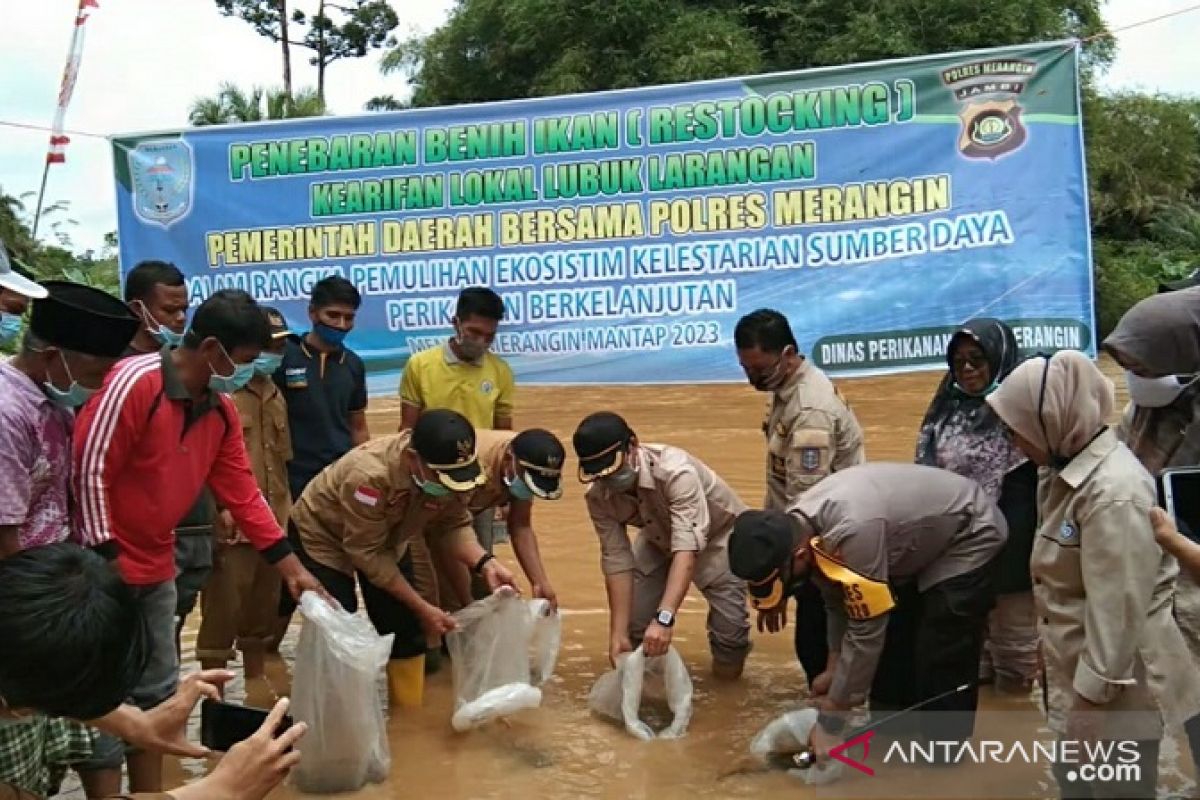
xmin=43 ymin=351 xmax=95 ymax=408
xmin=252 ymin=352 xmax=284 ymax=377
xmin=505 ymin=473 xmax=534 ymax=501
xmin=208 ymin=343 xmax=255 ymax=394
xmin=153 ymin=327 xmax=186 ymax=348
xmin=413 ymin=474 xmax=451 ymax=497
xmin=133 ymin=301 xmax=185 ymax=348
xmin=314 ymin=323 xmax=348 ymax=347
xmin=0 ymin=312 xmax=22 ymax=346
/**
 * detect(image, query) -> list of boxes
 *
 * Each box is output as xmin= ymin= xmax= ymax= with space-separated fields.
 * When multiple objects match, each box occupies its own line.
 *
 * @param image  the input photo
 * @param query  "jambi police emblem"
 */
xmin=129 ymin=139 xmax=194 ymax=227
xmin=941 ymin=58 xmax=1037 ymax=160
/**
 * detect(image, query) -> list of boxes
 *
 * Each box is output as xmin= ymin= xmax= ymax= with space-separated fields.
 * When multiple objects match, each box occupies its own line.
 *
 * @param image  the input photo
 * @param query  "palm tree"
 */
xmin=189 ymin=83 xmax=326 ymax=127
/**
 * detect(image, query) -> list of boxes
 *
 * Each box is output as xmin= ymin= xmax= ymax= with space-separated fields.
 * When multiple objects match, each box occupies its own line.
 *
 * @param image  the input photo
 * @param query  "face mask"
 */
xmin=750 ymin=347 xmax=792 ymax=392
xmin=601 ymin=463 xmax=638 ymax=493
xmin=43 ymin=351 xmax=95 ymax=409
xmin=1126 ymin=371 xmax=1192 ymax=409
xmin=208 ymin=343 xmax=255 ymax=394
xmin=252 ymin=352 xmax=284 ymax=377
xmin=0 ymin=312 xmax=22 ymax=346
xmin=314 ymin=322 xmax=348 ymax=347
xmin=505 ymin=473 xmax=535 ymax=501
xmin=413 ymin=474 xmax=451 ymax=497
xmin=133 ymin=301 xmax=185 ymax=347
xmin=455 ymin=328 xmax=489 ymax=362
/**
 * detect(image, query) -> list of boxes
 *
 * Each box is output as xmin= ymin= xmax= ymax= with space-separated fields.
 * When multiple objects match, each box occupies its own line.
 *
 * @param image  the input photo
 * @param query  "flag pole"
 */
xmin=31 ymin=158 xmax=53 ymax=241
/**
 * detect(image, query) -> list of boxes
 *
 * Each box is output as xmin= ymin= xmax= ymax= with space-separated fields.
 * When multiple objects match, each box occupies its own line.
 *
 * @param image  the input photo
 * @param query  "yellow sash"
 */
xmin=810 ymin=537 xmax=895 ymax=621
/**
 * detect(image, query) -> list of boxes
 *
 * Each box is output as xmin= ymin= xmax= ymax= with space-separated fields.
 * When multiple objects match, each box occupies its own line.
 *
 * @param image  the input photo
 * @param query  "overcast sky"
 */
xmin=0 ymin=0 xmax=1195 ymax=254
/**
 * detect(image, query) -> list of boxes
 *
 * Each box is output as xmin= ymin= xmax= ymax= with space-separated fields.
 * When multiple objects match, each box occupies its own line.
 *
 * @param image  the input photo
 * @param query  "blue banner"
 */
xmin=112 ymin=41 xmax=1093 ymax=393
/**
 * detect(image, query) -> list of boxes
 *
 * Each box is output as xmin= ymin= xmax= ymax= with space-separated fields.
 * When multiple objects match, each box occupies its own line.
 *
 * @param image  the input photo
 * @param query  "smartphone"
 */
xmin=200 ymin=699 xmax=293 ymax=752
xmin=1159 ymin=467 xmax=1200 ymax=543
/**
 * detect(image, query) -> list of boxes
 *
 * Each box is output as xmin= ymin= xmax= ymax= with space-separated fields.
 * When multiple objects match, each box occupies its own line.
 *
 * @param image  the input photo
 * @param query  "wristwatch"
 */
xmin=817 ymin=711 xmax=846 ymax=735
xmin=472 ymin=553 xmax=495 ymax=576
xmin=655 ymin=608 xmax=675 ymax=628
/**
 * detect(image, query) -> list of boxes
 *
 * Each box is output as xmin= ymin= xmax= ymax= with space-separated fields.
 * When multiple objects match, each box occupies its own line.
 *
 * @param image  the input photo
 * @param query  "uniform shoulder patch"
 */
xmin=353 ymin=485 xmax=381 ymax=507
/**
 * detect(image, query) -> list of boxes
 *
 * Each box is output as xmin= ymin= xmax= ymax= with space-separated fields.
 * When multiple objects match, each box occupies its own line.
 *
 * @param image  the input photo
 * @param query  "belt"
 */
xmin=175 ymin=525 xmax=213 ymax=536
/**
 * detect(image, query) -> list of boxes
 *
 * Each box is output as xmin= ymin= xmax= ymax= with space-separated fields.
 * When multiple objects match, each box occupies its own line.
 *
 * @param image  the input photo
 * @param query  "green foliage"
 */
xmin=190 ymin=83 xmax=326 ymax=126
xmin=299 ymin=0 xmax=398 ymax=71
xmin=390 ymin=0 xmax=1112 ymax=107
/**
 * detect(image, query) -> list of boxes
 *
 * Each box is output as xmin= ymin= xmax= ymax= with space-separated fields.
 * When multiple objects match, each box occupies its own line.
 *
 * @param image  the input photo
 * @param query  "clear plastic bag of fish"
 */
xmin=291 ymin=592 xmax=393 ymax=793
xmin=587 ymin=645 xmax=693 ymax=740
xmin=749 ymin=708 xmax=844 ymax=785
xmin=446 ymin=588 xmax=561 ymax=732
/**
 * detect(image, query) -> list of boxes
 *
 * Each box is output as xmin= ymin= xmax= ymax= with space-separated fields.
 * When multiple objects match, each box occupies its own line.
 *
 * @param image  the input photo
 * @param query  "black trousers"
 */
xmin=281 ymin=522 xmax=425 ymax=660
xmin=867 ymin=562 xmax=995 ymax=745
xmin=792 ymin=579 xmax=830 ymax=686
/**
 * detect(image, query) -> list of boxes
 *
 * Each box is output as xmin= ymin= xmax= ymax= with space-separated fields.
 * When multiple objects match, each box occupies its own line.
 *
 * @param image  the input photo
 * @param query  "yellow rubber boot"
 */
xmin=387 ymin=655 xmax=426 ymax=709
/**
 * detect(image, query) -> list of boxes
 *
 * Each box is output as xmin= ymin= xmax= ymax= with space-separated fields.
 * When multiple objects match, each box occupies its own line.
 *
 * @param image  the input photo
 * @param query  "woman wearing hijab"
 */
xmin=915 ymin=318 xmax=1038 ymax=694
xmin=1102 ymin=287 xmax=1200 ymax=664
xmin=987 ymin=350 xmax=1200 ymax=799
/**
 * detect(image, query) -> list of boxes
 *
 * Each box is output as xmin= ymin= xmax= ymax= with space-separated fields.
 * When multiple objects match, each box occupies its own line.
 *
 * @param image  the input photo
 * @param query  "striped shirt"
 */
xmin=72 ymin=348 xmax=290 ymax=585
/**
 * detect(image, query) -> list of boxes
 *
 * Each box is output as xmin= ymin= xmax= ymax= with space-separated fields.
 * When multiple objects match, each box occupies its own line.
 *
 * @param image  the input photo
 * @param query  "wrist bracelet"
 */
xmin=472 ymin=552 xmax=495 ymax=575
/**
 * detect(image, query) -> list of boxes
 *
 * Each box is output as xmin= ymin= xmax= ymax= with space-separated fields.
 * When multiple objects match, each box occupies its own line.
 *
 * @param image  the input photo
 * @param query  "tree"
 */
xmin=216 ymin=0 xmax=398 ymax=104
xmin=365 ymin=94 xmax=406 ymax=112
xmin=189 ymin=83 xmax=326 ymax=126
xmin=386 ymin=0 xmax=1112 ymax=107
xmin=215 ymin=0 xmax=298 ymax=96
xmin=301 ymin=0 xmax=399 ymax=102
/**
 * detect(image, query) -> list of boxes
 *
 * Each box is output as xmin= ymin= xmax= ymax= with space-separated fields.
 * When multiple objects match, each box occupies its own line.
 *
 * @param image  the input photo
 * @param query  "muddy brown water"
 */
xmin=148 ymin=360 xmax=1193 ymax=799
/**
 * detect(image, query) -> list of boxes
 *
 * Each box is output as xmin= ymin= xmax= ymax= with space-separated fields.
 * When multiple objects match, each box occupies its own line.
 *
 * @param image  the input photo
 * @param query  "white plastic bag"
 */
xmin=587 ymin=645 xmax=693 ymax=740
xmin=291 ymin=592 xmax=393 ymax=793
xmin=749 ymin=708 xmax=844 ymax=786
xmin=445 ymin=589 xmax=561 ymax=732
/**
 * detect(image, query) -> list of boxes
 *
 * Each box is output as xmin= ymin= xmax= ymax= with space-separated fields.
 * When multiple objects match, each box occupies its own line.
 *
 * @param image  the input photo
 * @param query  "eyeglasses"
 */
xmin=952 ymin=354 xmax=988 ymax=371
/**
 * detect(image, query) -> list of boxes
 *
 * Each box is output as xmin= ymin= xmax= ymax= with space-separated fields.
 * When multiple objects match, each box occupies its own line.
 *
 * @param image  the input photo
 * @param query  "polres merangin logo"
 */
xmin=941 ymin=58 xmax=1037 ymax=160
xmin=129 ymin=138 xmax=194 ymax=227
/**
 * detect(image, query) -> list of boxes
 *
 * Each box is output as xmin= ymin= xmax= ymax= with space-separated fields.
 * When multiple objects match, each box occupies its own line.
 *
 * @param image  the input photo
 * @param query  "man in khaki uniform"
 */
xmin=465 ymin=428 xmax=564 ymax=610
xmin=290 ymin=409 xmax=518 ymax=703
xmin=573 ymin=412 xmax=751 ymax=679
xmin=730 ymin=463 xmax=1006 ymax=763
xmin=734 ymin=309 xmax=865 ymax=685
xmin=197 ymin=308 xmax=292 ymax=680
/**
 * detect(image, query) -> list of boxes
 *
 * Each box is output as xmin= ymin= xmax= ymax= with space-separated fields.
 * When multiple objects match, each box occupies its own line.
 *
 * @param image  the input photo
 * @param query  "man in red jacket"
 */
xmin=73 ymin=288 xmax=324 ymax=793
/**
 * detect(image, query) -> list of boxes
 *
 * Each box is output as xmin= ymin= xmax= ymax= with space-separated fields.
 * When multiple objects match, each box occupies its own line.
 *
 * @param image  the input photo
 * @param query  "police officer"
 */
xmin=729 ymin=463 xmax=1006 ymax=762
xmin=467 ymin=428 xmax=563 ymax=610
xmin=289 ymin=408 xmax=519 ymax=706
xmin=574 ymin=411 xmax=751 ymax=679
xmin=734 ymin=309 xmax=865 ymax=685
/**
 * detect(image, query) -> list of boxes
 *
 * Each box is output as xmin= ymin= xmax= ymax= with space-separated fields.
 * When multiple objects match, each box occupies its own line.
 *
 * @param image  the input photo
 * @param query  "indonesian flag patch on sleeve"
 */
xmin=353 ymin=485 xmax=381 ymax=507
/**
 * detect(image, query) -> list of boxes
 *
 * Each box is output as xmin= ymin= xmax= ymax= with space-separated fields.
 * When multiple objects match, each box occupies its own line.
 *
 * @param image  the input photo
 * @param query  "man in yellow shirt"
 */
xmin=397 ymin=286 xmax=515 ymax=662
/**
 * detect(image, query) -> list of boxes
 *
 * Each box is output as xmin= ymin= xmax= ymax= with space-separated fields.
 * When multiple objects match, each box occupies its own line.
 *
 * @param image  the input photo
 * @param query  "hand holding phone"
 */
xmin=201 ymin=699 xmax=294 ymax=753
xmin=1158 ymin=467 xmax=1200 ymax=543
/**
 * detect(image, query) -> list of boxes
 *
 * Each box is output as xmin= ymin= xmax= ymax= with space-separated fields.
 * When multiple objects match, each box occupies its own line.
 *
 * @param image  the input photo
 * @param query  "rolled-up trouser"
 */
xmin=627 ymin=539 xmax=750 ymax=667
xmin=196 ymin=543 xmax=281 ymax=664
xmin=982 ymin=590 xmax=1039 ymax=684
xmin=868 ymin=562 xmax=995 ymax=746
xmin=174 ymin=528 xmax=214 ymax=622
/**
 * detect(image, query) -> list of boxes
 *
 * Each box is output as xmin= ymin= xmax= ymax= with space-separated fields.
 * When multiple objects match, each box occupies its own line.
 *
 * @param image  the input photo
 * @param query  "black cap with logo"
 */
xmin=511 ymin=428 xmax=565 ymax=499
xmin=410 ymin=408 xmax=486 ymax=491
xmin=573 ymin=411 xmax=634 ymax=483
xmin=30 ymin=281 xmax=141 ymax=358
xmin=729 ymin=509 xmax=801 ymax=606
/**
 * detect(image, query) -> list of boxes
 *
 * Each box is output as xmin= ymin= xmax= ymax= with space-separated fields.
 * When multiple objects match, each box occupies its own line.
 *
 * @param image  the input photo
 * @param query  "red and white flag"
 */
xmin=46 ymin=0 xmax=99 ymax=165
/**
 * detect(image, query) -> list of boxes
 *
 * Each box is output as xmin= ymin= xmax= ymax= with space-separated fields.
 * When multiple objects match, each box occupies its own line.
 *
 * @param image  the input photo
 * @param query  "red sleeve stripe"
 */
xmin=77 ymin=355 xmax=160 ymax=546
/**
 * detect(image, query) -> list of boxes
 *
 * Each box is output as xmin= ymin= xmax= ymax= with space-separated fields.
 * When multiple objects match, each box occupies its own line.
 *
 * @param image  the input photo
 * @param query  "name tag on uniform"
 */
xmin=284 ymin=367 xmax=307 ymax=389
